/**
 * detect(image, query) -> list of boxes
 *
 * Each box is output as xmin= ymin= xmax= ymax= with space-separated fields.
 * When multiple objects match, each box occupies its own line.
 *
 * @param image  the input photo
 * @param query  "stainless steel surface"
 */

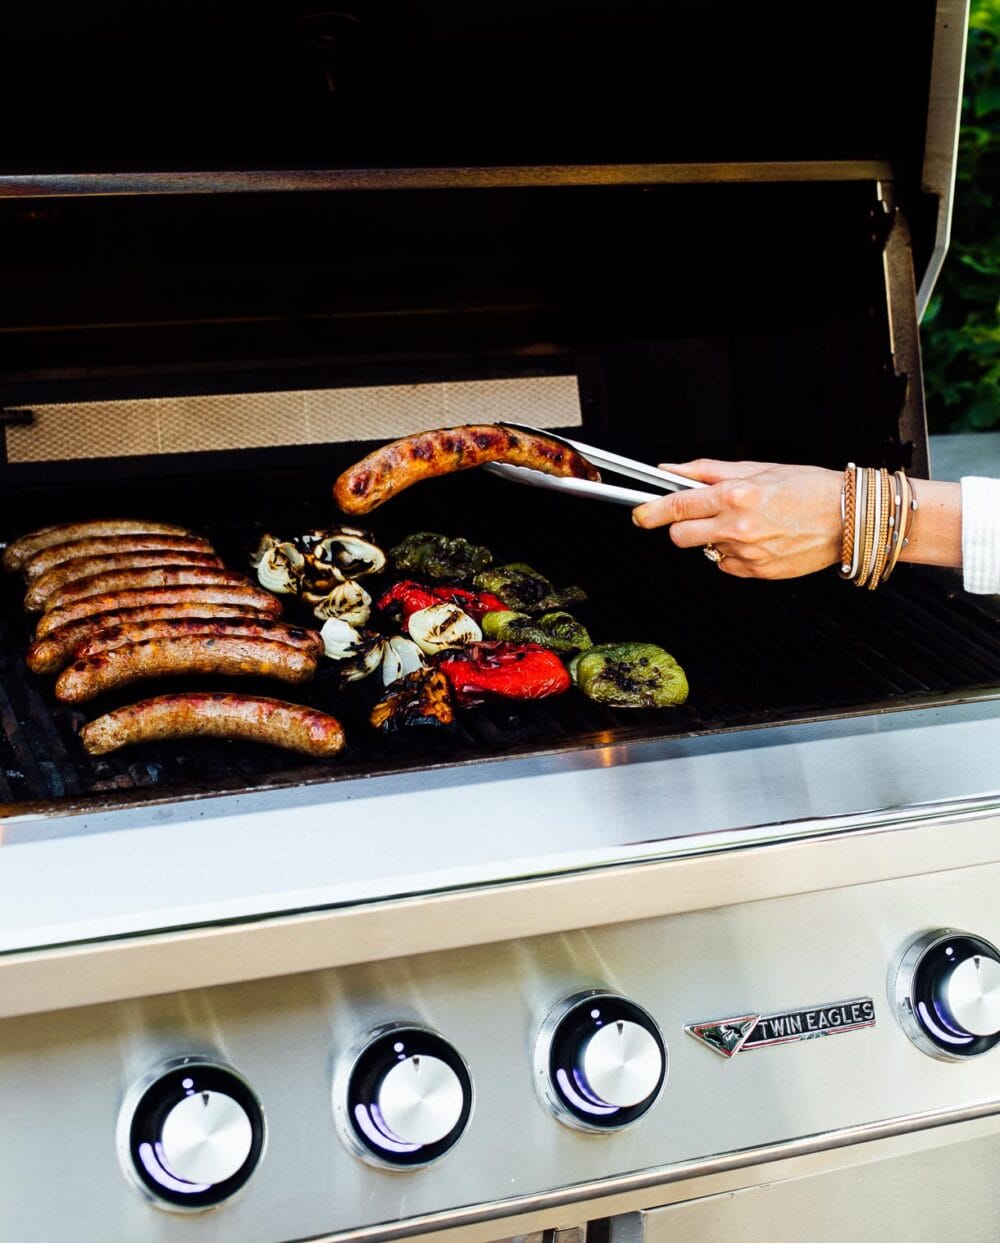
xmin=377 ymin=1057 xmax=466 ymax=1147
xmin=159 ymin=1091 xmax=254 ymax=1186
xmin=0 ymin=161 xmax=896 ymax=200
xmin=582 ymin=1022 xmax=663 ymax=1109
xmin=497 ymin=424 xmax=704 ymax=493
xmin=917 ymin=0 xmax=971 ymax=319
xmin=878 ymin=181 xmax=931 ymax=478
xmin=2 ymin=701 xmax=998 ymax=964
xmin=946 ymin=956 xmax=1000 ymax=1037
xmin=482 ymin=464 xmax=663 ymax=508
xmin=4 ymin=865 xmax=1000 ymax=1241
xmin=611 ymin=1128 xmax=1000 ymax=1243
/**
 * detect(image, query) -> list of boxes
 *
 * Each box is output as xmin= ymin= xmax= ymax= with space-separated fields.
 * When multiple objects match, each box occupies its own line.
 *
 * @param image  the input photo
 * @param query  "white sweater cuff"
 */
xmin=961 ymin=476 xmax=1000 ymax=594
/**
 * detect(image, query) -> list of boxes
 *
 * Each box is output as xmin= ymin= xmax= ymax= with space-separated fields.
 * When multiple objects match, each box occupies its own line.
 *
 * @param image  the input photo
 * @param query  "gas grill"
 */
xmin=2 ymin=3 xmax=1000 ymax=1241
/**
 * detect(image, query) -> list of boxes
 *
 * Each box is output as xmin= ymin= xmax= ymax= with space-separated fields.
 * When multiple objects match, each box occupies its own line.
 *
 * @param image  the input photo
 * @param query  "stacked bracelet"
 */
xmin=838 ymin=464 xmax=918 ymax=589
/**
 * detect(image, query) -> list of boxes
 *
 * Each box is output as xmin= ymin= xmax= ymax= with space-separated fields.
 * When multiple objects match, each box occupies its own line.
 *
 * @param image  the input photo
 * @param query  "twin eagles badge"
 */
xmin=686 ymin=997 xmax=876 ymax=1058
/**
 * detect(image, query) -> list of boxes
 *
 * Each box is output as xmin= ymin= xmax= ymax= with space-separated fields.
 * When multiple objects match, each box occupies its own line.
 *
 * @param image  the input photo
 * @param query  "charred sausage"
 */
xmin=333 ymin=424 xmax=600 ymax=514
xmin=56 ymin=636 xmax=317 ymax=703
xmin=81 ymin=693 xmax=345 ymax=757
xmin=73 ymin=617 xmax=323 ymax=661
xmin=27 ymin=602 xmax=274 ymax=674
xmin=26 ymin=552 xmax=225 ymax=611
xmin=3 ymin=520 xmax=201 ymax=573
xmin=23 ymin=535 xmax=215 ymax=582
xmin=40 ymin=566 xmax=249 ymax=615
xmin=36 ymin=585 xmax=282 ymax=637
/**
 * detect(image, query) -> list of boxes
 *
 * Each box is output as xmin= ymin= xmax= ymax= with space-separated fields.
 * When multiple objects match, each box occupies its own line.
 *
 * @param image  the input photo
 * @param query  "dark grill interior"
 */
xmin=2 ymin=467 xmax=997 ymax=817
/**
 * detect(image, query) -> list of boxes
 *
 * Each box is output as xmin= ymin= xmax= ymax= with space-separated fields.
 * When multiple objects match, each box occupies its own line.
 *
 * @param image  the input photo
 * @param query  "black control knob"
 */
xmin=118 ymin=1059 xmax=265 ymax=1209
xmin=335 ymin=1025 xmax=474 ymax=1168
xmin=894 ymin=930 xmax=1000 ymax=1060
xmin=535 ymin=992 xmax=667 ymax=1131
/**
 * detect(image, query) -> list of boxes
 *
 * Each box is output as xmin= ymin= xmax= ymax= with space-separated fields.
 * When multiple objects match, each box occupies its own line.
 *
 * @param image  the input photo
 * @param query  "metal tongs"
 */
xmin=483 ymin=423 xmax=705 ymax=507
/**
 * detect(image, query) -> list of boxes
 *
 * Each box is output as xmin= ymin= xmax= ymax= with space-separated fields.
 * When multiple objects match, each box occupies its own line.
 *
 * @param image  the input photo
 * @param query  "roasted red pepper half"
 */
xmin=428 ymin=585 xmax=508 ymax=622
xmin=437 ymin=641 xmax=571 ymax=704
xmin=377 ymin=581 xmax=508 ymax=629
xmin=376 ymin=580 xmax=440 ymax=628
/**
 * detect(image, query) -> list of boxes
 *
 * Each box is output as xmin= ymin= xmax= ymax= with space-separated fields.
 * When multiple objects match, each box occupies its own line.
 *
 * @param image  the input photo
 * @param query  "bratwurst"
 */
xmin=40 ymin=566 xmax=249 ymax=614
xmin=334 ymin=424 xmax=600 ymax=515
xmin=27 ymin=602 xmax=276 ymax=674
xmin=56 ymin=636 xmax=317 ymax=703
xmin=36 ymin=585 xmax=282 ymax=637
xmin=22 ymin=534 xmax=215 ymax=582
xmin=73 ymin=617 xmax=323 ymax=661
xmin=81 ymin=693 xmax=345 ymax=757
xmin=3 ymin=520 xmax=201 ymax=573
xmin=26 ymin=552 xmax=225 ymax=611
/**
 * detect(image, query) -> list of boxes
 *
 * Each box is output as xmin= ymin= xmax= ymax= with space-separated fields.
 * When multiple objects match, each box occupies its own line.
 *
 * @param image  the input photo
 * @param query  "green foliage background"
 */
xmin=922 ymin=1 xmax=1000 ymax=432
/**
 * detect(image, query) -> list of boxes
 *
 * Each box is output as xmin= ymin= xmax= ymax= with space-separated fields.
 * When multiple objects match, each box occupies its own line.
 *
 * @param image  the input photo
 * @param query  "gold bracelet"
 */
xmin=857 ymin=465 xmax=878 ymax=588
xmin=868 ymin=468 xmax=893 ymax=589
xmin=880 ymin=469 xmax=908 ymax=584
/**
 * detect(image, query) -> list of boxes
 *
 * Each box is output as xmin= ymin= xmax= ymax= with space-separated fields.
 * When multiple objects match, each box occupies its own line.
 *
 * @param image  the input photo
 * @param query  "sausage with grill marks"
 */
xmin=56 ymin=636 xmax=317 ymax=703
xmin=73 ymin=617 xmax=323 ymax=662
xmin=41 ymin=566 xmax=250 ymax=615
xmin=81 ymin=693 xmax=345 ymax=757
xmin=333 ymin=424 xmax=600 ymax=515
xmin=27 ymin=603 xmax=276 ymax=674
xmin=36 ymin=585 xmax=282 ymax=637
xmin=23 ymin=535 xmax=216 ymax=582
xmin=3 ymin=520 xmax=201 ymax=573
xmin=26 ymin=552 xmax=225 ymax=611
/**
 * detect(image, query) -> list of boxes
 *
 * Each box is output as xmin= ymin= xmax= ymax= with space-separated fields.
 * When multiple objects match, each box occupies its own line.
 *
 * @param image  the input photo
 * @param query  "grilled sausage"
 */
xmin=73 ymin=618 xmax=323 ymax=661
xmin=41 ymin=566 xmax=249 ymax=615
xmin=23 ymin=535 xmax=215 ymax=582
xmin=81 ymin=693 xmax=345 ymax=757
xmin=36 ymin=585 xmax=282 ymax=637
xmin=27 ymin=603 xmax=274 ymax=674
xmin=26 ymin=552 xmax=225 ymax=611
xmin=3 ymin=520 xmax=201 ymax=573
xmin=56 ymin=636 xmax=317 ymax=703
xmin=333 ymin=424 xmax=600 ymax=514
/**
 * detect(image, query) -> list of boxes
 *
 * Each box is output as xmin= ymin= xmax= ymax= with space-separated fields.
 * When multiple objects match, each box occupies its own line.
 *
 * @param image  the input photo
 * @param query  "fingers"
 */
xmin=658 ymin=458 xmax=772 ymax=485
xmin=662 ymin=518 xmax=721 ymax=550
xmin=632 ymin=486 xmax=720 ymax=530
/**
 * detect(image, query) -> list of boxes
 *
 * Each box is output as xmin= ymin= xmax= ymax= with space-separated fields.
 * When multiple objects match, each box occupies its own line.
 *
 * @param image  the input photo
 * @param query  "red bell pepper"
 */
xmin=377 ymin=581 xmax=508 ymax=629
xmin=437 ymin=642 xmax=571 ymax=704
xmin=376 ymin=581 xmax=440 ymax=628
xmin=428 ymin=585 xmax=508 ymax=622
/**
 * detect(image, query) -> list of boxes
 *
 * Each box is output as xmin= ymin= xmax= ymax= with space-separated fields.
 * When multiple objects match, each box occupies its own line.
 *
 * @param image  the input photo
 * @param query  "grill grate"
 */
xmin=1 ymin=468 xmax=998 ymax=816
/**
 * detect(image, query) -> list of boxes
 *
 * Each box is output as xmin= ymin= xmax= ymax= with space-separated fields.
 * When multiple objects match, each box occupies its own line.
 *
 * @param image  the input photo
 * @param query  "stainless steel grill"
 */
xmin=2 ymin=2 xmax=999 ymax=1240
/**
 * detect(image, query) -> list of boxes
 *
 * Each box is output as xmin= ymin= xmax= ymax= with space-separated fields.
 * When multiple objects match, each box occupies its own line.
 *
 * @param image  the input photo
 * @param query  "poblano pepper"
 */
xmin=569 ymin=643 xmax=688 ymax=708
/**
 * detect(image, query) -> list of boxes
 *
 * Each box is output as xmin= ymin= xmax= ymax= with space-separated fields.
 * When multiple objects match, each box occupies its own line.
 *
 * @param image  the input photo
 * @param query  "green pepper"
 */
xmin=472 ymin=563 xmax=586 ymax=613
xmin=569 ymin=642 xmax=688 ymax=708
xmin=481 ymin=609 xmax=592 ymax=654
xmin=390 ymin=532 xmax=493 ymax=581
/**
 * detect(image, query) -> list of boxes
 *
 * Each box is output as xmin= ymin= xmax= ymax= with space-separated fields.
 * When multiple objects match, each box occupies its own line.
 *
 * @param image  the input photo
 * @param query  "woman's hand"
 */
xmin=632 ymin=460 xmax=844 ymax=580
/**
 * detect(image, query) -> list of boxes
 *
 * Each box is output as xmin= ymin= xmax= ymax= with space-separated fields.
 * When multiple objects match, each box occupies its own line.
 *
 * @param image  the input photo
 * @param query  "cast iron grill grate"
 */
xmin=1 ymin=468 xmax=997 ymax=815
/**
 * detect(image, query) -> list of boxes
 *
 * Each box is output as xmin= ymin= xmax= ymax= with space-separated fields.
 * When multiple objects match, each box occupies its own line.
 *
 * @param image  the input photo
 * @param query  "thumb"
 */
xmin=660 ymin=458 xmax=771 ymax=485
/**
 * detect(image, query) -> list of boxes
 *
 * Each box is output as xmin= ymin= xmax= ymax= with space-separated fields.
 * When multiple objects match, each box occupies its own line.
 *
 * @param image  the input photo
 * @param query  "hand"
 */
xmin=632 ymin=460 xmax=844 ymax=580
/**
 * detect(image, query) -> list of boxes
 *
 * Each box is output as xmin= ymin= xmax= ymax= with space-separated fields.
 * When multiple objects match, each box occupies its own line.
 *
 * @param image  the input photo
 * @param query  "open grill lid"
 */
xmin=0 ymin=1 xmax=965 ymax=479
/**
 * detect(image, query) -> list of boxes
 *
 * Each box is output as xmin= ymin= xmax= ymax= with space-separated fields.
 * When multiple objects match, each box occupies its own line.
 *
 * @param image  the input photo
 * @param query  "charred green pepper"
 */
xmin=480 ymin=609 xmax=592 ymax=654
xmin=472 ymin=563 xmax=586 ymax=613
xmin=569 ymin=643 xmax=688 ymax=708
xmin=390 ymin=532 xmax=493 ymax=581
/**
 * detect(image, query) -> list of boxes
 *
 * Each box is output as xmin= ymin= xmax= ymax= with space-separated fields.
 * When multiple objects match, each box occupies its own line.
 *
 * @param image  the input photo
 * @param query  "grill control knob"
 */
xmin=117 ymin=1059 xmax=265 ymax=1210
xmin=535 ymin=992 xmax=667 ymax=1131
xmin=893 ymin=930 xmax=1000 ymax=1060
xmin=335 ymin=1025 xmax=474 ymax=1168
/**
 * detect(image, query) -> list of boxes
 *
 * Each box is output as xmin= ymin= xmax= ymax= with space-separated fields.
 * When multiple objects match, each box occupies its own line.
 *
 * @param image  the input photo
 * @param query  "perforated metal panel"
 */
xmin=5 ymin=376 xmax=581 ymax=463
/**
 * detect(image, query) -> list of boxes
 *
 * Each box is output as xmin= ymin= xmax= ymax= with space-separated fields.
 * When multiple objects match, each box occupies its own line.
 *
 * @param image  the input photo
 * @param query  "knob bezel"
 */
xmin=534 ymin=990 xmax=668 ymax=1133
xmin=116 ymin=1056 xmax=266 ymax=1213
xmin=333 ymin=1022 xmax=475 ymax=1170
xmin=892 ymin=929 xmax=1000 ymax=1061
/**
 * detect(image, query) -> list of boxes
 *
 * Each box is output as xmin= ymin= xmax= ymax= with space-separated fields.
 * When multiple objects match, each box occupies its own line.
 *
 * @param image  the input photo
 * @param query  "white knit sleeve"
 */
xmin=961 ymin=476 xmax=1000 ymax=594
